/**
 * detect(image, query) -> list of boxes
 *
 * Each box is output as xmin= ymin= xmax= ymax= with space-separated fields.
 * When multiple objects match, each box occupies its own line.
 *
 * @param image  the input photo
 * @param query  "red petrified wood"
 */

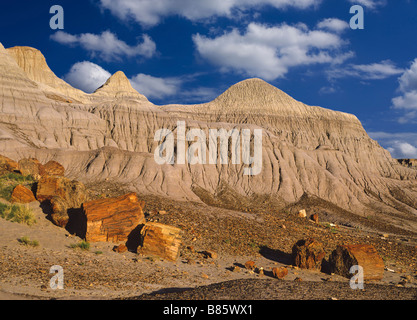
xmin=11 ymin=185 xmax=37 ymax=204
xmin=82 ymin=193 xmax=146 ymax=243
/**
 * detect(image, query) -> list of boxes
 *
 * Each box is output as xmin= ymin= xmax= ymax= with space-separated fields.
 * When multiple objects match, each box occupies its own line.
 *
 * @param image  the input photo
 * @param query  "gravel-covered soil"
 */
xmin=1 ymin=183 xmax=417 ymax=300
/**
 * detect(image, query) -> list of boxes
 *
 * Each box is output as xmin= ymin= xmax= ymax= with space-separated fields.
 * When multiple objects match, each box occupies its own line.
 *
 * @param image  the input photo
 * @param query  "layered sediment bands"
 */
xmin=1 ymin=42 xmax=417 ymax=233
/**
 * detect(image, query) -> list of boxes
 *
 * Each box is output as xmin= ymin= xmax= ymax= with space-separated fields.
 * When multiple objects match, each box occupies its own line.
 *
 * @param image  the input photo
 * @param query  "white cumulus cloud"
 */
xmin=193 ymin=22 xmax=351 ymax=81
xmin=317 ymin=18 xmax=349 ymax=33
xmin=51 ymin=30 xmax=156 ymax=62
xmin=392 ymin=59 xmax=417 ymax=122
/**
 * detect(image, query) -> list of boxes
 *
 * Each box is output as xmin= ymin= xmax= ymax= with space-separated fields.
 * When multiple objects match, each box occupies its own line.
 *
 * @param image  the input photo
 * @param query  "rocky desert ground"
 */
xmin=0 ymin=42 xmax=417 ymax=301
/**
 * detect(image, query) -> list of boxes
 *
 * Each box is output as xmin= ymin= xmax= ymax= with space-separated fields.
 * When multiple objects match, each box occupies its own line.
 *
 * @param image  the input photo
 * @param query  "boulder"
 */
xmin=36 ymin=175 xmax=87 ymax=208
xmin=10 ymin=185 xmax=37 ymax=204
xmin=83 ymin=193 xmax=146 ymax=243
xmin=18 ymin=158 xmax=44 ymax=179
xmin=272 ymin=267 xmax=288 ymax=279
xmin=329 ymin=244 xmax=384 ymax=281
xmin=292 ymin=238 xmax=326 ymax=270
xmin=43 ymin=160 xmax=65 ymax=176
xmin=138 ymin=222 xmax=182 ymax=262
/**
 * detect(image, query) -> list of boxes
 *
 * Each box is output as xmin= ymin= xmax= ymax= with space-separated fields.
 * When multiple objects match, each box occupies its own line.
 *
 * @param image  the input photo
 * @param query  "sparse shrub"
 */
xmin=0 ymin=203 xmax=37 ymax=226
xmin=0 ymin=173 xmax=35 ymax=201
xmin=70 ymin=240 xmax=90 ymax=251
xmin=18 ymin=236 xmax=39 ymax=247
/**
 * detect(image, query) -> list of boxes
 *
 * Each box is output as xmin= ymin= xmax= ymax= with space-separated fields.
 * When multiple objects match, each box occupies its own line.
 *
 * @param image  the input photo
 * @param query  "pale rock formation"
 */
xmin=0 ymin=42 xmax=416 ymax=233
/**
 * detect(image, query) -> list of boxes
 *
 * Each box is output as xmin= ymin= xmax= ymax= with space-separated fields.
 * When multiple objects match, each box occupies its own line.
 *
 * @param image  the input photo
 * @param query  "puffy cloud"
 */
xmin=63 ymin=62 xmax=186 ymax=100
xmin=63 ymin=61 xmax=111 ymax=93
xmin=317 ymin=18 xmax=349 ymax=33
xmin=392 ymin=59 xmax=417 ymax=121
xmin=51 ymin=31 xmax=156 ymax=62
xmin=99 ymin=0 xmax=322 ymax=27
xmin=369 ymin=132 xmax=417 ymax=159
xmin=193 ymin=22 xmax=351 ymax=81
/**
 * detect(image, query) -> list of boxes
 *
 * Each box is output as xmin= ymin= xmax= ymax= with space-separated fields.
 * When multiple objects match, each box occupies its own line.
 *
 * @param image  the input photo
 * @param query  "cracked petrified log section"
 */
xmin=329 ymin=244 xmax=385 ymax=281
xmin=10 ymin=185 xmax=37 ymax=204
xmin=83 ymin=193 xmax=146 ymax=243
xmin=292 ymin=238 xmax=326 ymax=270
xmin=43 ymin=160 xmax=65 ymax=176
xmin=18 ymin=158 xmax=45 ymax=179
xmin=139 ymin=222 xmax=182 ymax=262
xmin=36 ymin=175 xmax=87 ymax=207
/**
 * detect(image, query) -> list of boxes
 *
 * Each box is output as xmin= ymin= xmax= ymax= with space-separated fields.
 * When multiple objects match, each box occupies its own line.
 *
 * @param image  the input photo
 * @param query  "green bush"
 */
xmin=18 ymin=236 xmax=40 ymax=247
xmin=0 ymin=173 xmax=35 ymax=201
xmin=70 ymin=241 xmax=90 ymax=251
xmin=0 ymin=203 xmax=37 ymax=226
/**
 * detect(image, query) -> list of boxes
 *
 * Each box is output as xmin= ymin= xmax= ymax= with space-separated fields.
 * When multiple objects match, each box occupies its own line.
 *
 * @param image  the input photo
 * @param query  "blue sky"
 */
xmin=1 ymin=0 xmax=417 ymax=158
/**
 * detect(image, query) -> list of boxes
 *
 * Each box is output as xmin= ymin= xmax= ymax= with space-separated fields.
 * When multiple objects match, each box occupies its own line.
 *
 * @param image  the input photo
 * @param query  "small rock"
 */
xmin=311 ymin=214 xmax=319 ymax=224
xmin=202 ymin=250 xmax=218 ymax=259
xmin=298 ymin=209 xmax=307 ymax=218
xmin=245 ymin=260 xmax=256 ymax=271
xmin=232 ymin=266 xmax=241 ymax=273
xmin=258 ymin=267 xmax=264 ymax=276
xmin=201 ymin=273 xmax=209 ymax=279
xmin=113 ymin=244 xmax=128 ymax=253
xmin=158 ymin=210 xmax=168 ymax=215
xmin=294 ymin=277 xmax=303 ymax=282
xmin=272 ymin=267 xmax=288 ymax=280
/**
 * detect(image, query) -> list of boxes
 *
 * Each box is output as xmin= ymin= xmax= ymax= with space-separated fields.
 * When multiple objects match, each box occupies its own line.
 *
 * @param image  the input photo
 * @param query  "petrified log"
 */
xmin=43 ymin=160 xmax=65 ymax=177
xmin=292 ymin=238 xmax=326 ymax=270
xmin=36 ymin=175 xmax=87 ymax=207
xmin=83 ymin=193 xmax=146 ymax=243
xmin=50 ymin=196 xmax=69 ymax=227
xmin=18 ymin=158 xmax=44 ymax=179
xmin=329 ymin=244 xmax=384 ymax=281
xmin=0 ymin=155 xmax=19 ymax=174
xmin=10 ymin=185 xmax=37 ymax=204
xmin=138 ymin=222 xmax=182 ymax=262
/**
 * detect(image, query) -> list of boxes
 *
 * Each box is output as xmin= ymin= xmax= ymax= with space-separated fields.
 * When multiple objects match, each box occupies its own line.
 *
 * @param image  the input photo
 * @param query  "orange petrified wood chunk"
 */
xmin=11 ymin=185 xmax=37 ymax=204
xmin=83 ymin=193 xmax=146 ymax=243
xmin=138 ymin=222 xmax=182 ymax=262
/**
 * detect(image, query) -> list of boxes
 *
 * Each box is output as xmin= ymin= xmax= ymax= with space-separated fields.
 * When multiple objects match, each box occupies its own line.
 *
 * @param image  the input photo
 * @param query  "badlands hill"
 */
xmin=1 ymin=42 xmax=416 ymax=234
